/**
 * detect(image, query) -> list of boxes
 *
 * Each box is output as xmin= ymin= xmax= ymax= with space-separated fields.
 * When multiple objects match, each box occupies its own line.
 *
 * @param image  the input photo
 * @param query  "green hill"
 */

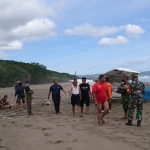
xmin=0 ymin=60 xmax=76 ymax=87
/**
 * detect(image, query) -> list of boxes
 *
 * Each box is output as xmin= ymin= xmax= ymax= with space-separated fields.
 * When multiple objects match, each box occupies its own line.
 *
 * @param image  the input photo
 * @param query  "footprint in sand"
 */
xmin=71 ymin=124 xmax=77 ymax=128
xmin=24 ymin=124 xmax=33 ymax=128
xmin=0 ymin=146 xmax=9 ymax=150
xmin=42 ymin=127 xmax=53 ymax=130
xmin=46 ymin=141 xmax=53 ymax=144
xmin=66 ymin=147 xmax=72 ymax=150
xmin=44 ymin=133 xmax=51 ymax=137
xmin=67 ymin=133 xmax=71 ymax=136
xmin=72 ymin=139 xmax=78 ymax=142
xmin=46 ymin=140 xmax=64 ymax=144
xmin=54 ymin=140 xmax=64 ymax=144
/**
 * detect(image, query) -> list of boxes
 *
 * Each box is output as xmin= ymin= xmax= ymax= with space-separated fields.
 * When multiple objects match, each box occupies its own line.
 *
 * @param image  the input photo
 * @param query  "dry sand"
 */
xmin=0 ymin=82 xmax=150 ymax=150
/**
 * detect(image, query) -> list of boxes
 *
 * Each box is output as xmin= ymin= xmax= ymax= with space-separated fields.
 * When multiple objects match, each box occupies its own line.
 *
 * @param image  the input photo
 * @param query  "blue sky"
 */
xmin=0 ymin=0 xmax=150 ymax=75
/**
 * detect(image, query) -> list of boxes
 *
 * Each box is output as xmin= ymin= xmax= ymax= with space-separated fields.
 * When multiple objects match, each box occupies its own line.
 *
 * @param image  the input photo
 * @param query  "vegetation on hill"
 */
xmin=0 ymin=60 xmax=76 ymax=87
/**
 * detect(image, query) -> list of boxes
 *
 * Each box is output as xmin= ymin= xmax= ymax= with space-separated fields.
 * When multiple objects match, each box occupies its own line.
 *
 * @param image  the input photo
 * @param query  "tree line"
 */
xmin=0 ymin=60 xmax=76 ymax=87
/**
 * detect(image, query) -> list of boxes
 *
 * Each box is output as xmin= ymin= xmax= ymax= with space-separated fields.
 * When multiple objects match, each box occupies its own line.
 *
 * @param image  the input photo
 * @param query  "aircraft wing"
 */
xmin=104 ymin=68 xmax=140 ymax=83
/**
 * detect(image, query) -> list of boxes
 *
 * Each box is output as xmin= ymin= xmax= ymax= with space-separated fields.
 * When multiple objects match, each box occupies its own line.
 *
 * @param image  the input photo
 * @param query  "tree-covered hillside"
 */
xmin=0 ymin=60 xmax=76 ymax=87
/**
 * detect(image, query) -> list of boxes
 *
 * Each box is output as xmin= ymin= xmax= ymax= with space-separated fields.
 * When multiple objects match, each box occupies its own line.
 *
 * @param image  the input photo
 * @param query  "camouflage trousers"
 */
xmin=123 ymin=100 xmax=129 ymax=112
xmin=128 ymin=96 xmax=143 ymax=121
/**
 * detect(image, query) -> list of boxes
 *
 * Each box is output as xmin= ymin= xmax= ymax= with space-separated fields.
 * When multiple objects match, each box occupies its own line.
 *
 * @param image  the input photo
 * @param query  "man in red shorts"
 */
xmin=92 ymin=75 xmax=110 ymax=126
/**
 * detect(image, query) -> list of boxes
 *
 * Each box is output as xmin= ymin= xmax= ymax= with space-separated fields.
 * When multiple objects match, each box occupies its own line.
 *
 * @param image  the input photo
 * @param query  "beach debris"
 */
xmin=6 ymin=117 xmax=12 ymax=120
xmin=46 ymin=102 xmax=50 ymax=105
xmin=2 ymin=116 xmax=13 ymax=120
xmin=54 ymin=140 xmax=63 ymax=144
xmin=42 ymin=128 xmax=47 ymax=130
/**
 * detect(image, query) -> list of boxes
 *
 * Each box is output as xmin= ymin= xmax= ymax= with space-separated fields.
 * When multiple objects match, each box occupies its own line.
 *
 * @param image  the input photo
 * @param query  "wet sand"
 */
xmin=0 ymin=82 xmax=150 ymax=150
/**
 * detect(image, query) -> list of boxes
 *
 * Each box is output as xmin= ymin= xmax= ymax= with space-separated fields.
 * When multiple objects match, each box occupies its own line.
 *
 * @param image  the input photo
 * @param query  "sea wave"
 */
xmin=139 ymin=76 xmax=150 ymax=82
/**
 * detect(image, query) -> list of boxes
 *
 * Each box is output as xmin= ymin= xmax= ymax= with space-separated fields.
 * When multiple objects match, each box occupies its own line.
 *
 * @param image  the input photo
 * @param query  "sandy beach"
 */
xmin=0 ymin=82 xmax=150 ymax=150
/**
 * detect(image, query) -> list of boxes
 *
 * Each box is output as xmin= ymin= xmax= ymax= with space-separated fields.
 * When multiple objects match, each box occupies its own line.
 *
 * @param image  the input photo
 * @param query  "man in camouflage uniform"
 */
xmin=119 ymin=75 xmax=131 ymax=119
xmin=126 ymin=74 xmax=145 ymax=127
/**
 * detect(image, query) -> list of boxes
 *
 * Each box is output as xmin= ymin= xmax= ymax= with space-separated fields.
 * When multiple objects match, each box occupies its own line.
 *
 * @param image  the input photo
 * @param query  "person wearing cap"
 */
xmin=14 ymin=82 xmax=26 ymax=110
xmin=118 ymin=75 xmax=131 ymax=119
xmin=79 ymin=77 xmax=92 ymax=115
xmin=25 ymin=81 xmax=34 ymax=115
xmin=126 ymin=74 xmax=145 ymax=127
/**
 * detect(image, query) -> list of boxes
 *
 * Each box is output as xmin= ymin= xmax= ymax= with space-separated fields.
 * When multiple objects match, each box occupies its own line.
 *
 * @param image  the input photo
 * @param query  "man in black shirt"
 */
xmin=79 ymin=77 xmax=92 ymax=115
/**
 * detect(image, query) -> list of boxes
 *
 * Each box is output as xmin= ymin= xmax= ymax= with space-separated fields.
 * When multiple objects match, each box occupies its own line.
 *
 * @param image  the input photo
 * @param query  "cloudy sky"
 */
xmin=0 ymin=0 xmax=150 ymax=75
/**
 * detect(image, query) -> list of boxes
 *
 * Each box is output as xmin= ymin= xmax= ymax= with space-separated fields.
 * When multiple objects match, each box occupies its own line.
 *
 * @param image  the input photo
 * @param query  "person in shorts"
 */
xmin=68 ymin=79 xmax=82 ymax=117
xmin=79 ymin=77 xmax=92 ymax=115
xmin=92 ymin=75 xmax=110 ymax=126
xmin=14 ymin=82 xmax=26 ymax=110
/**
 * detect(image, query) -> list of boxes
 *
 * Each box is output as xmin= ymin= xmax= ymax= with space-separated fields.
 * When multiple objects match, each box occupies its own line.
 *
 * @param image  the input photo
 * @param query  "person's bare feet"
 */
xmin=79 ymin=114 xmax=83 ymax=117
xmin=99 ymin=120 xmax=103 ymax=126
xmin=102 ymin=119 xmax=105 ymax=124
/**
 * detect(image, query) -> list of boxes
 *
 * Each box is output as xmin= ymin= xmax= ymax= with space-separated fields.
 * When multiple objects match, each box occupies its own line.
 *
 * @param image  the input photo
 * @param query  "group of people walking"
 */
xmin=0 ymin=74 xmax=145 ymax=127
xmin=48 ymin=74 xmax=145 ymax=127
xmin=48 ymin=77 xmax=93 ymax=117
xmin=48 ymin=76 xmax=112 ymax=126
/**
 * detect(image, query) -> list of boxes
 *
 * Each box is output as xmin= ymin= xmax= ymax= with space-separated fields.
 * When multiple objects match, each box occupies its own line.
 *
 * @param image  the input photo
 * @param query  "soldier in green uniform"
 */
xmin=126 ymin=74 xmax=145 ymax=127
xmin=118 ymin=75 xmax=131 ymax=119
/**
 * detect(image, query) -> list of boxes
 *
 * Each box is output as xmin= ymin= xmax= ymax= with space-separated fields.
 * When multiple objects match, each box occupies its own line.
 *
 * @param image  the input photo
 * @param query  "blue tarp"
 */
xmin=143 ymin=87 xmax=150 ymax=101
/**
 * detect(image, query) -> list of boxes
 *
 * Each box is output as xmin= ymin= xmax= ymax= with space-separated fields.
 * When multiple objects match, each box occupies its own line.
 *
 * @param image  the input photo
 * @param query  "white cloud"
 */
xmin=98 ymin=36 xmax=129 ymax=45
xmin=0 ymin=0 xmax=61 ymax=55
xmin=0 ymin=0 xmax=56 ymax=29
xmin=0 ymin=41 xmax=23 ymax=51
xmin=65 ymin=23 xmax=145 ymax=45
xmin=65 ymin=23 xmax=145 ymax=38
xmin=65 ymin=23 xmax=123 ymax=37
xmin=125 ymin=24 xmax=145 ymax=37
xmin=11 ymin=18 xmax=56 ymax=40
